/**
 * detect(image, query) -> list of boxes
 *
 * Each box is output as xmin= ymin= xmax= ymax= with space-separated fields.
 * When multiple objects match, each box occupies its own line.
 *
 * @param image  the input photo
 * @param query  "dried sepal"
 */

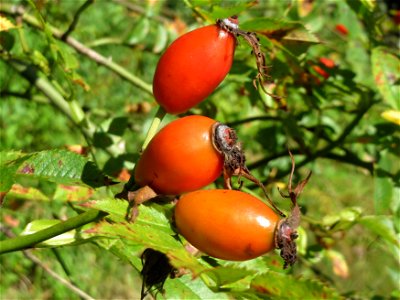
xmin=217 ymin=17 xmax=286 ymax=109
xmin=275 ymin=150 xmax=312 ymax=268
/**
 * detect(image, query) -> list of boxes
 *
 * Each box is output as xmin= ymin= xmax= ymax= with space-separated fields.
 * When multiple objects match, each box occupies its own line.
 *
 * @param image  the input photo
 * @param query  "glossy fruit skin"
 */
xmin=153 ymin=24 xmax=236 ymax=114
xmin=175 ymin=189 xmax=280 ymax=261
xmin=134 ymin=116 xmax=223 ymax=195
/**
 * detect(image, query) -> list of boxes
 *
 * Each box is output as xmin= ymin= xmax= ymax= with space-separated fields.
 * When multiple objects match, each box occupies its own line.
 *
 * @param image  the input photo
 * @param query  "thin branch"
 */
xmin=323 ymin=151 xmax=374 ymax=174
xmin=1 ymin=3 xmax=153 ymax=95
xmin=6 ymin=59 xmax=95 ymax=141
xmin=0 ymin=209 xmax=107 ymax=254
xmin=249 ymin=148 xmax=373 ymax=177
xmin=61 ymin=0 xmax=94 ymax=41
xmin=1 ymin=226 xmax=94 ymax=300
xmin=23 ymin=250 xmax=95 ymax=300
xmin=246 ymin=99 xmax=374 ymax=183
xmin=274 ymin=100 xmax=374 ymax=180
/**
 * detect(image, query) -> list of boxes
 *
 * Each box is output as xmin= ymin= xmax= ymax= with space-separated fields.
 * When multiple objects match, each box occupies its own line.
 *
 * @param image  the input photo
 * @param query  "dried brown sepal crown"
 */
xmin=212 ymin=123 xmax=285 ymax=217
xmin=140 ymin=248 xmax=178 ymax=300
xmin=275 ymin=151 xmax=312 ymax=269
xmin=216 ymin=17 xmax=285 ymax=109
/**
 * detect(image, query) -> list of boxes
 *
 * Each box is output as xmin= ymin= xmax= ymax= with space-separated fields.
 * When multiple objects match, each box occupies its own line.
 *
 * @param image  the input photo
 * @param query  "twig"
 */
xmin=61 ymin=0 xmax=94 ymax=41
xmin=1 ymin=3 xmax=153 ymax=95
xmin=274 ymin=100 xmax=374 ymax=179
xmin=7 ymin=60 xmax=95 ymax=141
xmin=0 ymin=209 xmax=107 ymax=254
xmin=0 ymin=226 xmax=94 ymax=300
xmin=246 ymin=100 xmax=374 ymax=185
xmin=23 ymin=251 xmax=95 ymax=300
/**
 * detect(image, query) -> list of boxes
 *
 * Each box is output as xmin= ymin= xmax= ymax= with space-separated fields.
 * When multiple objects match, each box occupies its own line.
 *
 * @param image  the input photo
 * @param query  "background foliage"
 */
xmin=1 ymin=0 xmax=399 ymax=299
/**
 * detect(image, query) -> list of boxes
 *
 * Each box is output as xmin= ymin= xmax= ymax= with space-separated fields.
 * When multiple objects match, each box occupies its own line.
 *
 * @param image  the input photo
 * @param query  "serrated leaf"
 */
xmin=371 ymin=47 xmax=400 ymax=110
xmin=0 ymin=151 xmax=28 ymax=166
xmin=53 ymin=185 xmax=93 ymax=202
xmin=282 ymin=27 xmax=320 ymax=44
xmin=13 ymin=149 xmax=114 ymax=188
xmin=81 ymin=197 xmax=129 ymax=221
xmin=6 ymin=184 xmax=49 ymax=201
xmin=250 ymin=271 xmax=340 ymax=299
xmin=164 ymin=274 xmax=230 ymax=300
xmin=0 ymin=152 xmax=30 ymax=195
xmin=95 ymin=238 xmax=143 ymax=269
xmin=202 ymin=266 xmax=253 ymax=287
xmin=241 ymin=18 xmax=303 ymax=37
xmin=90 ymin=203 xmax=207 ymax=276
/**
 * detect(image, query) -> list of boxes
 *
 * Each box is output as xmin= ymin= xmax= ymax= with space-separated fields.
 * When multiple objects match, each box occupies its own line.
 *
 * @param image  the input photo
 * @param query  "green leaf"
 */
xmin=250 ymin=271 xmax=340 ymax=299
xmin=322 ymin=207 xmax=363 ymax=231
xmin=202 ymin=266 xmax=253 ymax=287
xmin=0 ymin=151 xmax=30 ymax=195
xmin=0 ymin=31 xmax=15 ymax=51
xmin=374 ymin=175 xmax=393 ymax=214
xmin=187 ymin=1 xmax=257 ymax=23
xmin=164 ymin=274 xmax=230 ymax=300
xmin=71 ymin=71 xmax=90 ymax=91
xmin=279 ymin=111 xmax=307 ymax=149
xmin=6 ymin=184 xmax=49 ymax=201
xmin=374 ymin=149 xmax=399 ymax=214
xmin=53 ymin=184 xmax=93 ymax=202
xmin=153 ymin=23 xmax=168 ymax=53
xmin=31 ymin=50 xmax=50 ymax=75
xmin=371 ymin=47 xmax=400 ymax=110
xmin=359 ymin=215 xmax=399 ymax=246
xmin=56 ymin=40 xmax=79 ymax=71
xmin=81 ymin=197 xmax=129 ymax=220
xmin=241 ymin=18 xmax=303 ymax=35
xmin=12 ymin=150 xmax=114 ymax=188
xmin=90 ymin=202 xmax=207 ymax=276
xmin=127 ymin=17 xmax=150 ymax=45
xmin=210 ymin=2 xmax=258 ymax=20
xmin=21 ymin=219 xmax=94 ymax=247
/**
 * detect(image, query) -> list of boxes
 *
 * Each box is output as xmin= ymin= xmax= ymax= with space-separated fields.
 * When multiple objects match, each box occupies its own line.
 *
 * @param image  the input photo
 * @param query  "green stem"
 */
xmin=0 ymin=3 xmax=152 ymax=95
xmin=8 ymin=60 xmax=95 ymax=139
xmin=0 ymin=210 xmax=107 ymax=255
xmin=117 ymin=106 xmax=167 ymax=196
xmin=141 ymin=106 xmax=167 ymax=152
